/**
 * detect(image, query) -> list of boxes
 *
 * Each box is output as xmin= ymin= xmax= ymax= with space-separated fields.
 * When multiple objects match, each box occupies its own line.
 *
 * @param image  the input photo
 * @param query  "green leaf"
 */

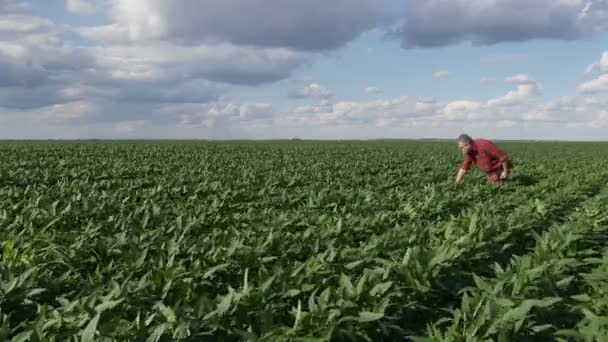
xmin=345 ymin=260 xmax=364 ymax=270
xmin=158 ymin=303 xmax=176 ymax=323
xmin=216 ymin=292 xmax=233 ymax=316
xmin=203 ymin=263 xmax=229 ymax=279
xmin=95 ymin=298 xmax=124 ymax=313
xmin=495 ymin=298 xmax=515 ymax=307
xmin=11 ymin=331 xmax=33 ymax=342
xmin=340 ymin=274 xmax=355 ymax=295
xmin=318 ymin=288 xmax=331 ymax=307
xmin=357 ymin=311 xmax=384 ymax=323
xmin=555 ymin=276 xmax=574 ymax=288
xmin=286 ymin=289 xmax=301 ymax=297
xmin=260 ymin=275 xmax=276 ymax=293
xmin=531 ymin=324 xmax=553 ymax=333
xmin=81 ymin=313 xmax=100 ymax=342
xmin=571 ymin=294 xmax=591 ymax=302
xmin=147 ymin=323 xmax=168 ymax=342
xmin=26 ymin=288 xmax=46 ymax=298
xmin=502 ymin=298 xmax=560 ymax=323
xmin=370 ymin=282 xmax=392 ymax=297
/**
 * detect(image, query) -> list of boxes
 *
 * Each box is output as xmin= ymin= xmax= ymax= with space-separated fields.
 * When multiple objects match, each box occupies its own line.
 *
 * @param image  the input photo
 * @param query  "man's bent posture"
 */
xmin=455 ymin=134 xmax=511 ymax=185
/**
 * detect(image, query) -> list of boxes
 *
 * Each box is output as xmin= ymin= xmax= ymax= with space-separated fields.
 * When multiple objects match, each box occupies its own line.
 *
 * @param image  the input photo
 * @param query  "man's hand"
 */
xmin=455 ymin=168 xmax=466 ymax=184
xmin=500 ymin=159 xmax=510 ymax=180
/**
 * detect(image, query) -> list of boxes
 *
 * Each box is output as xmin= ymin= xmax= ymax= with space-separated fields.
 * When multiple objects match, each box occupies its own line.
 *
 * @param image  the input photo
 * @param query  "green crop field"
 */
xmin=2 ymin=140 xmax=608 ymax=341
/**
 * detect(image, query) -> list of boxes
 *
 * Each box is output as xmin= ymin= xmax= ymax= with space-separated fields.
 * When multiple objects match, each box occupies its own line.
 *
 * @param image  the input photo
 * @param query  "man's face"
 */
xmin=458 ymin=141 xmax=472 ymax=155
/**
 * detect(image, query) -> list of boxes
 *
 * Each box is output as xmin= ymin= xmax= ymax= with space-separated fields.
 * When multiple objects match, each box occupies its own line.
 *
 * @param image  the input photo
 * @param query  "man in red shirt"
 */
xmin=455 ymin=134 xmax=511 ymax=184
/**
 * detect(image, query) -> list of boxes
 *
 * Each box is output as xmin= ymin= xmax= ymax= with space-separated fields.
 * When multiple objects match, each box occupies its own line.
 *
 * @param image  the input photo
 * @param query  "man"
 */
xmin=455 ymin=134 xmax=511 ymax=184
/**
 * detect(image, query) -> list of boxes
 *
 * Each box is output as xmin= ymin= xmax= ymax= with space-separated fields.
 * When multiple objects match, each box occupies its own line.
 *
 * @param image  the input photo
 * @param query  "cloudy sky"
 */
xmin=2 ymin=0 xmax=608 ymax=140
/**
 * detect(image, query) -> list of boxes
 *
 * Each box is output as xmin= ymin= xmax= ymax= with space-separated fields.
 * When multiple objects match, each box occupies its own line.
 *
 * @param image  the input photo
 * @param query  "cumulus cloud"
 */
xmin=440 ymin=91 xmax=603 ymax=129
xmin=166 ymin=100 xmax=275 ymax=129
xmin=0 ymin=99 xmax=97 ymax=126
xmin=239 ymin=103 xmax=275 ymax=120
xmin=0 ymin=14 xmax=55 ymax=34
xmin=365 ymin=86 xmax=380 ymax=94
xmin=0 ymin=2 xmax=98 ymax=111
xmin=487 ymin=74 xmax=541 ymax=106
xmin=0 ymin=0 xmax=30 ymax=13
xmin=0 ymin=0 xmax=316 ymax=127
xmin=579 ymin=51 xmax=608 ymax=93
xmin=439 ymin=74 xmax=542 ymax=121
xmin=0 ymin=0 xmax=392 ymax=135
xmin=83 ymin=0 xmax=388 ymax=51
xmin=488 ymin=84 xmax=540 ymax=107
xmin=579 ymin=74 xmax=608 ymax=92
xmin=65 ymin=0 xmax=96 ymax=15
xmin=441 ymin=100 xmax=483 ymax=120
xmin=589 ymin=110 xmax=608 ymax=127
xmin=289 ymin=83 xmax=332 ymax=100
xmin=432 ymin=71 xmax=450 ymax=79
xmin=89 ymin=42 xmax=312 ymax=85
xmin=496 ymin=120 xmax=518 ymax=128
xmin=505 ymin=74 xmax=537 ymax=85
xmin=522 ymin=96 xmax=592 ymax=122
xmin=397 ymin=0 xmax=608 ymax=48
xmin=286 ymin=96 xmax=440 ymax=127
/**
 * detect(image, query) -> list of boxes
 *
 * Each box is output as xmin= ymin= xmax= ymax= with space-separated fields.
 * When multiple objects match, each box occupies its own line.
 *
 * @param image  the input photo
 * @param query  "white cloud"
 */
xmin=0 ymin=14 xmax=55 ymax=34
xmin=522 ymin=96 xmax=598 ymax=123
xmin=65 ymin=0 xmax=96 ymax=15
xmin=578 ymin=51 xmax=608 ymax=93
xmin=365 ymin=86 xmax=380 ymax=94
xmin=486 ymin=74 xmax=540 ymax=107
xmin=78 ymin=24 xmax=129 ymax=43
xmin=113 ymin=120 xmax=150 ymax=133
xmin=487 ymin=84 xmax=540 ymax=107
xmin=438 ymin=74 xmax=547 ymax=122
xmin=432 ymin=71 xmax=450 ymax=79
xmin=578 ymin=74 xmax=608 ymax=93
xmin=0 ymin=0 xmax=31 ymax=13
xmin=441 ymin=100 xmax=483 ymax=120
xmin=289 ymin=83 xmax=332 ymax=100
xmin=399 ymin=0 xmax=608 ymax=48
xmin=239 ymin=103 xmax=275 ymax=120
xmin=496 ymin=120 xmax=517 ymax=128
xmin=90 ymin=42 xmax=312 ymax=85
xmin=0 ymin=100 xmax=97 ymax=125
xmin=40 ymin=100 xmax=96 ymax=121
xmin=286 ymin=96 xmax=439 ymax=127
xmin=589 ymin=110 xmax=608 ymax=128
xmin=85 ymin=0 xmax=387 ymax=51
xmin=165 ymin=100 xmax=275 ymax=129
xmin=584 ymin=60 xmax=601 ymax=75
xmin=505 ymin=74 xmax=536 ymax=85
xmin=601 ymin=51 xmax=608 ymax=72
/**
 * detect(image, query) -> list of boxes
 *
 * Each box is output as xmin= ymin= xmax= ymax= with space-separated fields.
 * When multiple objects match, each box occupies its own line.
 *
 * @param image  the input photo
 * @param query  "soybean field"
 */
xmin=2 ymin=140 xmax=608 ymax=341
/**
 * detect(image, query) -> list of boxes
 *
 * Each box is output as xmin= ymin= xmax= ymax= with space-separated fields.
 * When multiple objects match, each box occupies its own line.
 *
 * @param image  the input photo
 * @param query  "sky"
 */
xmin=2 ymin=0 xmax=608 ymax=140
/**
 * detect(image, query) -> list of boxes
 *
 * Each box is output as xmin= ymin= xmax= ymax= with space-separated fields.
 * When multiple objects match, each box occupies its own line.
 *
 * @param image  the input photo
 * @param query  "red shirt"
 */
xmin=461 ymin=139 xmax=508 ymax=174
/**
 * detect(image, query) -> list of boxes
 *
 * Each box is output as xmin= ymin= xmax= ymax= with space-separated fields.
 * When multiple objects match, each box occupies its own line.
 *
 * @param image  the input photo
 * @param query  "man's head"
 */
xmin=458 ymin=134 xmax=473 ymax=155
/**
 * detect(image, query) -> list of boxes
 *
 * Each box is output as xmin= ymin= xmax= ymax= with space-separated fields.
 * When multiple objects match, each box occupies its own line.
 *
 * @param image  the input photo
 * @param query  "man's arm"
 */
xmin=500 ymin=159 xmax=510 ymax=179
xmin=455 ymin=168 xmax=467 ymax=184
xmin=456 ymin=155 xmax=472 ymax=184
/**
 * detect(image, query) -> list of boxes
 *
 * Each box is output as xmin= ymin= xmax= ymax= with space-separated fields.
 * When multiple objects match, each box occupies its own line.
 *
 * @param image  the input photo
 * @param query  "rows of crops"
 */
xmin=1 ymin=140 xmax=608 ymax=341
